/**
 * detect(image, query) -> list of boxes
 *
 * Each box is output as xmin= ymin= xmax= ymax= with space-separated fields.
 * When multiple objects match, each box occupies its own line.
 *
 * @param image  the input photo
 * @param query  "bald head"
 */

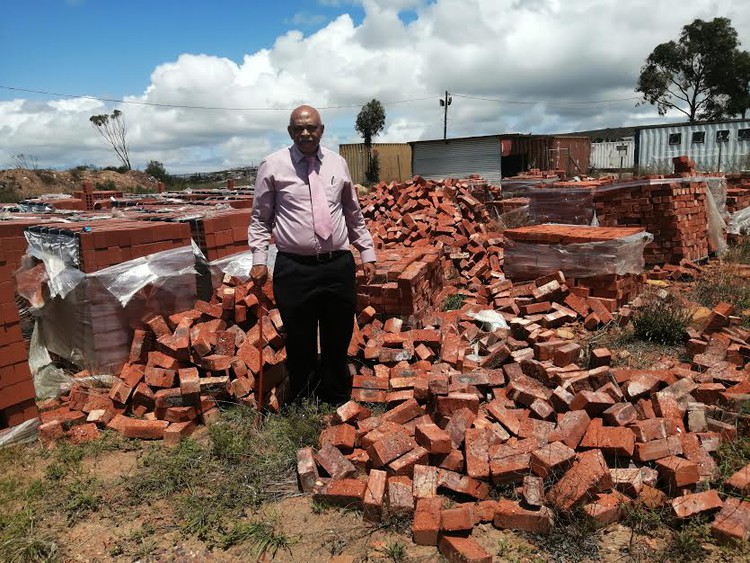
xmin=288 ymin=105 xmax=324 ymax=155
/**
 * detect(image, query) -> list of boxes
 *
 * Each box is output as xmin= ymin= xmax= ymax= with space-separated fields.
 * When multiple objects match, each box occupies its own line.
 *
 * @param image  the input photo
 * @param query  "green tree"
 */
xmin=89 ymin=109 xmax=132 ymax=170
xmin=355 ymin=99 xmax=386 ymax=183
xmin=145 ymin=160 xmax=170 ymax=183
xmin=636 ymin=17 xmax=750 ymax=121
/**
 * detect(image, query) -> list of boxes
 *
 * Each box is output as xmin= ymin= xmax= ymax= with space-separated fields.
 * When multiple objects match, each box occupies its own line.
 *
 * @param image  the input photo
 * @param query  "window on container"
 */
xmin=738 ymin=129 xmax=750 ymax=141
xmin=668 ymin=133 xmax=681 ymax=145
xmin=691 ymin=131 xmax=705 ymax=144
xmin=716 ymin=130 xmax=730 ymax=142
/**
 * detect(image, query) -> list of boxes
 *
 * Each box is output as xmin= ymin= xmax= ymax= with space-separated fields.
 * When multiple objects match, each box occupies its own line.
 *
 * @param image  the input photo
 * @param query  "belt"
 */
xmin=278 ymin=250 xmax=350 ymax=264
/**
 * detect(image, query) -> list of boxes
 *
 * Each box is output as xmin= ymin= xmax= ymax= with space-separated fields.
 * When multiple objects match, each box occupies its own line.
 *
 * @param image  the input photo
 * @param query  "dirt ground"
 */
xmin=0 ymin=167 xmax=157 ymax=201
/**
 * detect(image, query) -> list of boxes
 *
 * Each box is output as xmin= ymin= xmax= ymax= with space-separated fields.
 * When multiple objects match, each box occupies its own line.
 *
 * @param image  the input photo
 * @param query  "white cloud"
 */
xmin=2 ymin=0 xmax=749 ymax=173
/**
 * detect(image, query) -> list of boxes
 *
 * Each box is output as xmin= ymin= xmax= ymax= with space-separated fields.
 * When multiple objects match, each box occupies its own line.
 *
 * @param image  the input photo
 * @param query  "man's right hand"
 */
xmin=250 ymin=264 xmax=268 ymax=286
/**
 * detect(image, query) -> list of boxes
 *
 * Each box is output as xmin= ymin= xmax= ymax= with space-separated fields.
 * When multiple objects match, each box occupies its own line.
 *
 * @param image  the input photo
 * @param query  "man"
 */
xmin=248 ymin=105 xmax=376 ymax=405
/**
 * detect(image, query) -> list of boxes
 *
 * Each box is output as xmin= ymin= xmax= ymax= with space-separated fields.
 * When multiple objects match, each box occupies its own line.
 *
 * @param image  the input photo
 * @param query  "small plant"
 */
xmin=631 ymin=291 xmax=692 ymax=345
xmin=64 ymin=478 xmax=101 ymax=524
xmin=0 ymin=507 xmax=59 ymax=563
xmin=378 ymin=540 xmax=408 ymax=562
xmin=218 ymin=520 xmax=293 ymax=557
xmin=442 ymin=293 xmax=467 ymax=311
xmin=662 ymin=519 xmax=710 ymax=561
xmin=94 ymin=180 xmax=117 ymax=191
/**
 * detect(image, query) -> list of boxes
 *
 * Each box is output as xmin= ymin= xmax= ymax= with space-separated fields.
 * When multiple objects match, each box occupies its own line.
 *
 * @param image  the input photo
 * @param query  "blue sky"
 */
xmin=1 ymin=0 xmax=748 ymax=173
xmin=0 ymin=0 xmax=368 ymax=100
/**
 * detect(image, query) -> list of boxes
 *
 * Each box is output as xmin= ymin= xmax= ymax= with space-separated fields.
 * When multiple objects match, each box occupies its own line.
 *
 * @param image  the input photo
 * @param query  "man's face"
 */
xmin=288 ymin=109 xmax=324 ymax=155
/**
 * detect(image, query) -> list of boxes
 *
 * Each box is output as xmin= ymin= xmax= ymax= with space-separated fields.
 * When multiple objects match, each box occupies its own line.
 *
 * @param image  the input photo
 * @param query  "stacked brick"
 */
xmin=73 ymin=181 xmax=123 ymax=211
xmin=356 ymin=248 xmax=443 ymax=320
xmin=0 ymin=216 xmax=66 ymax=428
xmin=37 ymin=276 xmax=287 ymax=445
xmin=300 ymin=294 xmax=750 ymax=557
xmin=503 ymin=225 xmax=648 ymax=310
xmin=726 ymin=187 xmax=750 ymax=214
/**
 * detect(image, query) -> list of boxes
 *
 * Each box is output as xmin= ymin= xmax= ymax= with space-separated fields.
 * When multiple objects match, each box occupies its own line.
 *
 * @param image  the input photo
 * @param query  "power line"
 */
xmin=0 ymin=85 xmax=438 ymax=111
xmin=452 ymin=92 xmax=641 ymax=105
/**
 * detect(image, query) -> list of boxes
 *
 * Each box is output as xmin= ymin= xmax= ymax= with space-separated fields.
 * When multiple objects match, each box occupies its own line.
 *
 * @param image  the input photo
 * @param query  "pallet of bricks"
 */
xmin=502 ymin=225 xmax=652 ymax=320
xmin=0 ymin=216 xmax=69 ymax=431
xmin=21 ymin=218 xmax=197 ymax=375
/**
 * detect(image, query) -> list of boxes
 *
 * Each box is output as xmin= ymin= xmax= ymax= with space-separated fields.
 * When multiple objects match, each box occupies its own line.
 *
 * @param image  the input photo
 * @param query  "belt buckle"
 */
xmin=316 ymin=251 xmax=332 ymax=262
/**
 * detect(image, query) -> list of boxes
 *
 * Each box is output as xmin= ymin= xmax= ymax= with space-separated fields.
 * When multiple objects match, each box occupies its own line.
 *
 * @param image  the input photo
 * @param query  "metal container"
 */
xmin=339 ymin=143 xmax=412 ymax=184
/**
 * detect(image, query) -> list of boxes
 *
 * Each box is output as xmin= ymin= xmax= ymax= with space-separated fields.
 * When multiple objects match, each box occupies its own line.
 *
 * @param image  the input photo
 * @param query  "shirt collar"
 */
xmin=291 ymin=144 xmax=322 ymax=164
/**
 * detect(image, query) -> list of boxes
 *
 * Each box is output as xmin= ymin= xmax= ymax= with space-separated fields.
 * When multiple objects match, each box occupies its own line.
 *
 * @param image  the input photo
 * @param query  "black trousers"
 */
xmin=272 ymin=250 xmax=356 ymax=404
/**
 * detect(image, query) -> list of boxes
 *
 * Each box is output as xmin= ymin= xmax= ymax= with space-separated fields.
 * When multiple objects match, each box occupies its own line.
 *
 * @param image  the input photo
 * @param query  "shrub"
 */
xmin=94 ymin=180 xmax=117 ymax=191
xmin=693 ymin=263 xmax=750 ymax=312
xmin=632 ymin=291 xmax=692 ymax=345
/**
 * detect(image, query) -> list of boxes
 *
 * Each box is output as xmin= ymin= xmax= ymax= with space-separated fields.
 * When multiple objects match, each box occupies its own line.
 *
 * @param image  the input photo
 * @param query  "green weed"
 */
xmin=631 ymin=291 xmax=692 ymax=345
xmin=377 ymin=540 xmax=408 ymax=562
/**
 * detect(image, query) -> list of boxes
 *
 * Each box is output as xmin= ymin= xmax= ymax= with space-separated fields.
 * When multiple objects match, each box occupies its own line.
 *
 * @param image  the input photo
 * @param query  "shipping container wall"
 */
xmin=636 ymin=120 xmax=750 ymax=173
xmin=591 ymin=140 xmax=635 ymax=170
xmin=411 ymin=137 xmax=502 ymax=183
xmin=500 ymin=136 xmax=590 ymax=176
xmin=339 ymin=143 xmax=412 ymax=184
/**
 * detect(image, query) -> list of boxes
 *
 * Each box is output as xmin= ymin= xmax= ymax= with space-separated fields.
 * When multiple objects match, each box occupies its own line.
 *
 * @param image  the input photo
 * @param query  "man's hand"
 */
xmin=363 ymin=262 xmax=376 ymax=285
xmin=250 ymin=264 xmax=268 ymax=287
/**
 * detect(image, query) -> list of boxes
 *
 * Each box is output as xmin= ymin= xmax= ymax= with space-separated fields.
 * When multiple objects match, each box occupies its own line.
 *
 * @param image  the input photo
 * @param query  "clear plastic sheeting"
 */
xmin=24 ymin=228 xmax=84 ymax=299
xmin=0 ymin=418 xmax=40 ymax=448
xmin=527 ymin=186 xmax=596 ymax=226
xmin=465 ymin=309 xmax=510 ymax=332
xmin=503 ymin=230 xmax=654 ymax=281
xmin=705 ymin=186 xmax=728 ymax=254
xmin=728 ymin=206 xmax=750 ymax=235
xmin=206 ymin=244 xmax=277 ymax=292
xmin=94 ymin=246 xmax=197 ymax=306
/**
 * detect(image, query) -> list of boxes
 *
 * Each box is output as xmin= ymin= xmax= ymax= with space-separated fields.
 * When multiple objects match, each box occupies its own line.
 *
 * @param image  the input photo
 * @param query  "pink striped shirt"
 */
xmin=248 ymin=144 xmax=376 ymax=265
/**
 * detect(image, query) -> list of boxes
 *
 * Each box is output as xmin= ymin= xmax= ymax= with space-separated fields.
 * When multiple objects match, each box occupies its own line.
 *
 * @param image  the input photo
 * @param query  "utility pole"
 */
xmin=439 ymin=90 xmax=452 ymax=141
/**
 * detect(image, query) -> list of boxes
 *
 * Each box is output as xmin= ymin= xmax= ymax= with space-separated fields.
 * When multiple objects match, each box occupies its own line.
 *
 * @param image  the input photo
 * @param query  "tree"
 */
xmin=89 ymin=109 xmax=132 ymax=170
xmin=636 ymin=18 xmax=750 ymax=121
xmin=145 ymin=160 xmax=169 ymax=183
xmin=355 ymin=99 xmax=386 ymax=183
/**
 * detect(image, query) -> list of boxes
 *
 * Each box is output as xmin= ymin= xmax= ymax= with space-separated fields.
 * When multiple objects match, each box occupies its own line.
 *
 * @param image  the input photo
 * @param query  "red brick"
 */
xmin=296 ymin=447 xmax=320 ymax=493
xmin=579 ymin=418 xmax=635 ymax=458
xmin=655 ymin=455 xmax=700 ymax=492
xmin=530 ymin=441 xmax=576 ymax=478
xmin=314 ymin=478 xmax=366 ymax=507
xmin=494 ymin=499 xmax=554 ymax=534
xmin=387 ymin=475 xmax=414 ymax=515
xmin=464 ymin=427 xmax=491 ymax=479
xmin=634 ymin=436 xmax=683 ymax=462
xmin=441 ymin=504 xmax=475 ymax=532
xmin=583 ymin=492 xmax=628 ymax=526
xmin=388 ymin=446 xmax=429 ymax=476
xmin=319 ymin=424 xmax=357 ymax=452
xmin=415 ymin=422 xmax=452 ymax=454
xmin=163 ymin=421 xmax=196 ymax=445
xmin=315 ymin=444 xmax=358 ymax=479
xmin=603 ymin=402 xmax=638 ymax=426
xmin=550 ymin=410 xmax=590 ymax=449
xmin=367 ymin=431 xmax=417 ymax=468
xmin=144 ymin=366 xmax=175 ymax=389
xmin=710 ymin=497 xmax=750 ymax=543
xmin=610 ymin=468 xmax=643 ymax=497
xmin=438 ymin=469 xmax=490 ymax=499
xmin=444 ymin=407 xmax=477 ymax=449
xmin=363 ymin=469 xmax=387 ymax=522
xmin=382 ymin=397 xmax=423 ymax=424
xmin=547 ymin=449 xmax=613 ymax=511
xmin=413 ymin=497 xmax=442 ymax=546
xmin=412 ymin=464 xmax=439 ymax=499
xmin=672 ymin=489 xmax=723 ymax=518
xmin=725 ymin=463 xmax=750 ymax=495
xmin=438 ymin=535 xmax=492 ymax=563
xmin=109 ymin=415 xmax=168 ymax=439
xmin=335 ymin=400 xmax=371 ymax=424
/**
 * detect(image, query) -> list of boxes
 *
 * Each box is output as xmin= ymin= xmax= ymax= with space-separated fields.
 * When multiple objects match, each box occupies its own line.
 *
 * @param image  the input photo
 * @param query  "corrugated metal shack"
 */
xmin=590 ymin=140 xmax=635 ymax=171
xmin=635 ymin=119 xmax=750 ymax=174
xmin=339 ymin=143 xmax=412 ymax=184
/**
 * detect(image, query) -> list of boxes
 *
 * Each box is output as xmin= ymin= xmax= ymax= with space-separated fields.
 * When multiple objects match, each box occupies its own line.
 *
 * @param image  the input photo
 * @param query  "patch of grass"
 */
xmin=631 ymin=291 xmax=692 ymax=345
xmin=496 ymin=538 xmax=541 ymax=563
xmin=693 ymin=263 xmax=750 ymax=312
xmin=442 ymin=293 xmax=468 ymax=311
xmin=218 ymin=520 xmax=293 ymax=557
xmin=44 ymin=442 xmax=84 ymax=481
xmin=661 ymin=519 xmax=710 ymax=561
xmin=374 ymin=512 xmax=412 ymax=535
xmin=377 ymin=540 xmax=408 ymax=562
xmin=64 ymin=477 xmax=101 ymax=524
xmin=722 ymin=240 xmax=750 ymax=264
xmin=714 ymin=433 xmax=750 ymax=483
xmin=177 ymin=493 xmax=223 ymax=542
xmin=0 ymin=507 xmax=59 ymax=563
xmin=534 ymin=507 xmax=599 ymax=563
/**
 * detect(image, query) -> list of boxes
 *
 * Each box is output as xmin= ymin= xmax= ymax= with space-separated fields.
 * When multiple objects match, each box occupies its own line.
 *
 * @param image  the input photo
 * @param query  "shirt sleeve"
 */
xmin=247 ymin=159 xmax=276 ymax=265
xmin=340 ymin=158 xmax=376 ymax=263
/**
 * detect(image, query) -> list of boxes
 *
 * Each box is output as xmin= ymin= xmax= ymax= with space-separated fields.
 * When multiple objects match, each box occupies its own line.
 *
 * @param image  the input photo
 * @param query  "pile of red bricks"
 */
xmin=503 ymin=225 xmax=649 ymax=310
xmin=726 ymin=186 xmax=750 ymax=214
xmin=37 ymin=275 xmax=287 ymax=445
xmin=299 ymin=294 xmax=750 ymax=558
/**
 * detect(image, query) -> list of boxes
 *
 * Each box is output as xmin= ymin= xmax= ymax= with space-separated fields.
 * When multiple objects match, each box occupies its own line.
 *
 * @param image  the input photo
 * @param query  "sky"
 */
xmin=1 ymin=0 xmax=749 ymax=174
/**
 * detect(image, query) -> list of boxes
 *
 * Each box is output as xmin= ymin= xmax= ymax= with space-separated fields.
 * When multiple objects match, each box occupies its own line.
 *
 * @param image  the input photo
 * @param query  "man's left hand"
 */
xmin=363 ymin=262 xmax=376 ymax=284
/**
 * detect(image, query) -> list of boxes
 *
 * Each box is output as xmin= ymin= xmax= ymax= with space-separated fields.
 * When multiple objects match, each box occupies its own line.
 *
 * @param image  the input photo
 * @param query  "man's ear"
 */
xmin=320 ymin=124 xmax=325 ymax=136
xmin=287 ymin=125 xmax=294 ymax=140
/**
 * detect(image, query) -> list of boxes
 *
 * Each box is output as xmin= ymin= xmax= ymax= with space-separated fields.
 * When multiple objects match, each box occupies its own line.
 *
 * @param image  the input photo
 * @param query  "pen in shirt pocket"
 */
xmin=331 ymin=176 xmax=335 ymax=184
